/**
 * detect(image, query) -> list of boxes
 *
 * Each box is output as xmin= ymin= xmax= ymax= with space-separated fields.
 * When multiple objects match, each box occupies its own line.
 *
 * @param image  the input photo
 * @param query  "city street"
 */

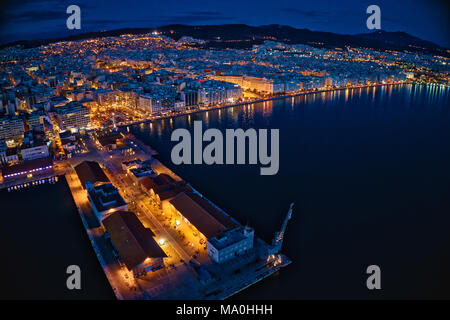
xmin=65 ymin=167 xmax=145 ymax=300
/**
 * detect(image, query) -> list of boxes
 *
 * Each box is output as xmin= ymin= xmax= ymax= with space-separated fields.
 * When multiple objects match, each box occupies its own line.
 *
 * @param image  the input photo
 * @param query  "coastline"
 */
xmin=117 ymin=81 xmax=419 ymax=128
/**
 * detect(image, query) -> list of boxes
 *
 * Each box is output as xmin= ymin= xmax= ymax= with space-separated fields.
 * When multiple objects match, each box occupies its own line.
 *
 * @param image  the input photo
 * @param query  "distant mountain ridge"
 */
xmin=1 ymin=24 xmax=448 ymax=56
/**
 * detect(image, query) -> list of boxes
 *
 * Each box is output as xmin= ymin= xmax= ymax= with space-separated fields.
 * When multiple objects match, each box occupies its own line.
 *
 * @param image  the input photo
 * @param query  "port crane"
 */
xmin=271 ymin=202 xmax=294 ymax=253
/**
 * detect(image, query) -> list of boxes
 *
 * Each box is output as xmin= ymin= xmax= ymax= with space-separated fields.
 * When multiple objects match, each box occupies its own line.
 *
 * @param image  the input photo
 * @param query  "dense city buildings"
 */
xmin=0 ymin=31 xmax=448 ymax=167
xmin=0 ymin=116 xmax=25 ymax=141
xmin=0 ymin=31 xmax=447 ymax=141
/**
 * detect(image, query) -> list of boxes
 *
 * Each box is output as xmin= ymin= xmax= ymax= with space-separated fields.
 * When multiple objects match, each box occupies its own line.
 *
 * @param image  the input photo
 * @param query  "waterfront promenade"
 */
xmin=115 ymin=82 xmax=414 ymax=128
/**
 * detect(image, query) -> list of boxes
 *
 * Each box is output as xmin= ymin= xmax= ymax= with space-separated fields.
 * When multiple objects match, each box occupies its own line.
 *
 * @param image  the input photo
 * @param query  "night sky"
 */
xmin=1 ymin=0 xmax=449 ymax=47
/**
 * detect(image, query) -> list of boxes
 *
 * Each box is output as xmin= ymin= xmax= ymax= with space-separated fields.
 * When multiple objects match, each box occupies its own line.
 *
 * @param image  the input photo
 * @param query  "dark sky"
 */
xmin=1 ymin=0 xmax=449 ymax=47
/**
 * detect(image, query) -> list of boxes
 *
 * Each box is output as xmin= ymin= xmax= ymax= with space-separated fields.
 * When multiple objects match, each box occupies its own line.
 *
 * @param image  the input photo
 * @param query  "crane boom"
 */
xmin=271 ymin=202 xmax=294 ymax=251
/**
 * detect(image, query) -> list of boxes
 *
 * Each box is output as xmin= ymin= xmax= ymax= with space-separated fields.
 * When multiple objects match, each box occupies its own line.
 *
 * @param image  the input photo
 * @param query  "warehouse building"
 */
xmin=103 ymin=211 xmax=167 ymax=277
xmin=74 ymin=160 xmax=110 ymax=189
xmin=139 ymin=173 xmax=191 ymax=208
xmin=1 ymin=157 xmax=53 ymax=181
xmin=168 ymin=192 xmax=253 ymax=263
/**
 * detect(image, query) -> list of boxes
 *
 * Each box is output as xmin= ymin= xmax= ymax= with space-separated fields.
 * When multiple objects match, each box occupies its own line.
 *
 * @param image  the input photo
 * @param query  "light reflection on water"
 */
xmin=131 ymin=83 xmax=450 ymax=299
